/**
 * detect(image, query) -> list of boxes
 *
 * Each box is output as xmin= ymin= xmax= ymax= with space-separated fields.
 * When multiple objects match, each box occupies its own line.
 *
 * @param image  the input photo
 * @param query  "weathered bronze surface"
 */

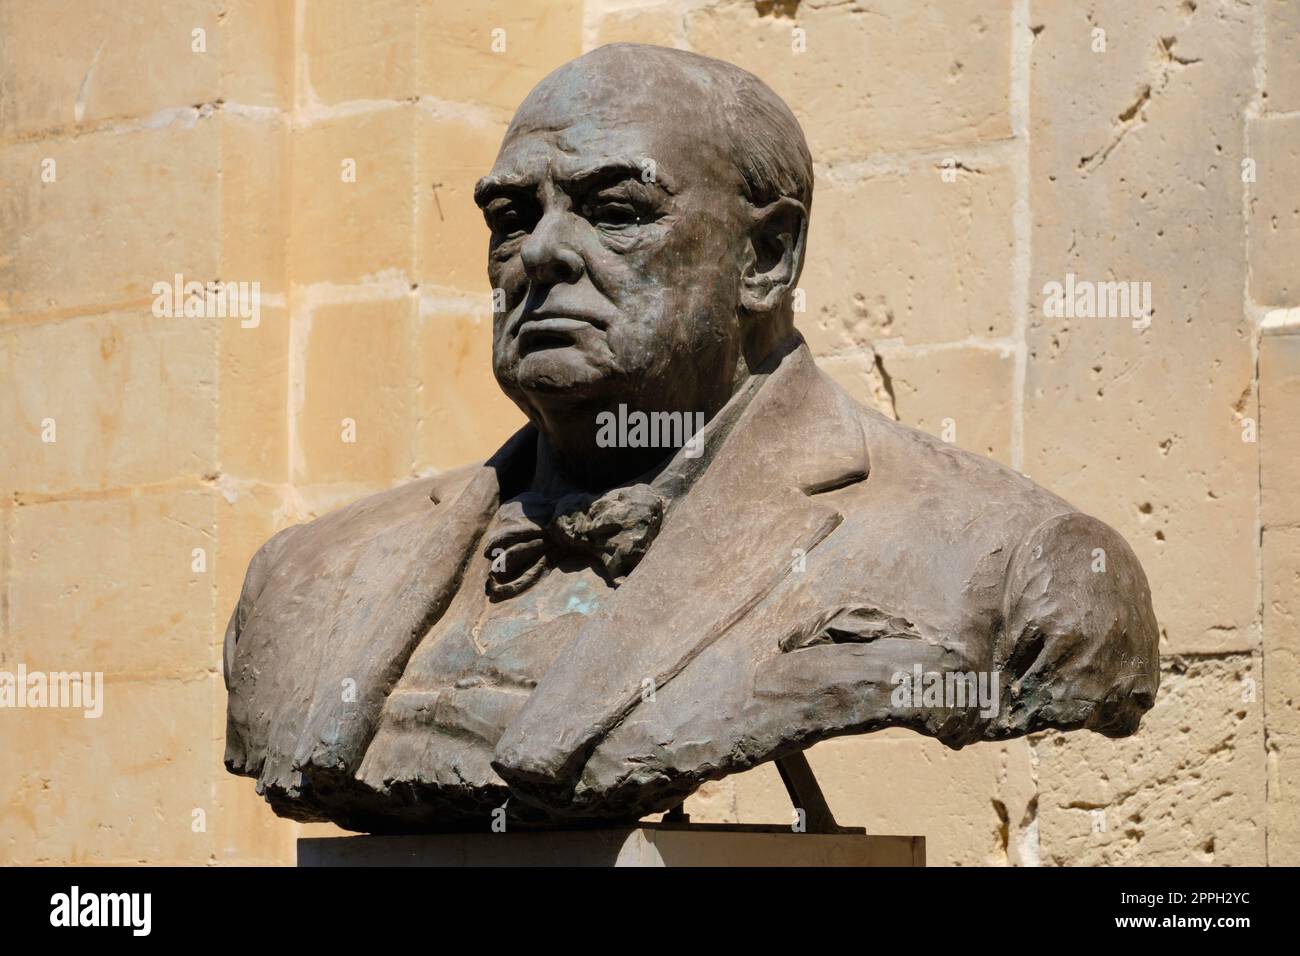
xmin=224 ymin=44 xmax=1159 ymax=832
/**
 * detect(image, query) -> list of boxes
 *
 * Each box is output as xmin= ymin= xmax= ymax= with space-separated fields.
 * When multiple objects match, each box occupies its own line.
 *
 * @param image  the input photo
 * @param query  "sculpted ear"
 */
xmin=739 ymin=196 xmax=809 ymax=314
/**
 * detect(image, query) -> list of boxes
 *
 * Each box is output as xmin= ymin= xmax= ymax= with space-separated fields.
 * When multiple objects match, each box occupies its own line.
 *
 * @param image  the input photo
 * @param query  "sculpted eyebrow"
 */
xmin=473 ymin=175 xmax=533 ymax=207
xmin=561 ymin=161 xmax=676 ymax=196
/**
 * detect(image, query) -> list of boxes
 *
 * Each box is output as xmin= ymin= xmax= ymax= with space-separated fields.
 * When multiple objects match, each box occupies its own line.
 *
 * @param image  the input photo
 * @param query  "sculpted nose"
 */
xmin=520 ymin=213 xmax=585 ymax=286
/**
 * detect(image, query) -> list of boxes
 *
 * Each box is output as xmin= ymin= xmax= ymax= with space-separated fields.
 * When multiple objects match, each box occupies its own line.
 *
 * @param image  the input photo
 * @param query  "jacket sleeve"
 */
xmin=989 ymin=511 xmax=1159 ymax=740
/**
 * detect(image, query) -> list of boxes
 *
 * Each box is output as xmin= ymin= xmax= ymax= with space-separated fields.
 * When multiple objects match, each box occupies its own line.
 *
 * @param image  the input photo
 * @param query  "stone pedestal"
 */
xmin=298 ymin=825 xmax=925 ymax=867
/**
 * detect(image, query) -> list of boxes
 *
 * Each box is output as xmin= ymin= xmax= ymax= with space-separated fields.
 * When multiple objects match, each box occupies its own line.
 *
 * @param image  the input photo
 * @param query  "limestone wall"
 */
xmin=1 ymin=0 xmax=1295 ymax=865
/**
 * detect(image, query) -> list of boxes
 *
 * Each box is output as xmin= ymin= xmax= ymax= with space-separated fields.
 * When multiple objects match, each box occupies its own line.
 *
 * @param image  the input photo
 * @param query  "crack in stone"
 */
xmin=1077 ymin=36 xmax=1204 ymax=174
xmin=871 ymin=349 xmax=897 ymax=419
xmin=1078 ymin=85 xmax=1151 ymax=172
xmin=74 ymin=41 xmax=105 ymax=124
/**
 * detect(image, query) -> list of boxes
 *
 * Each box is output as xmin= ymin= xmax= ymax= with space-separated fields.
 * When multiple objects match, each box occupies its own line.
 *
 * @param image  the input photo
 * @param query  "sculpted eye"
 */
xmin=585 ymin=200 xmax=641 ymax=228
xmin=484 ymin=197 xmax=533 ymax=238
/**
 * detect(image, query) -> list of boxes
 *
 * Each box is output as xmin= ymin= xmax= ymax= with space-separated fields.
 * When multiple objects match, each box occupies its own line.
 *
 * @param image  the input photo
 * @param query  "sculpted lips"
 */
xmin=516 ymin=315 xmax=602 ymax=353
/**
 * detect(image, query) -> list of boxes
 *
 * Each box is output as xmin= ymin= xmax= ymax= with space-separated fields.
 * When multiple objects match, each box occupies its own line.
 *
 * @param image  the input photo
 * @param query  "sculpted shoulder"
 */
xmin=847 ymin=401 xmax=1160 ymax=738
xmin=253 ymin=464 xmax=477 ymax=579
xmin=811 ymin=400 xmax=1084 ymax=599
xmin=222 ymin=463 xmax=482 ymax=686
xmin=288 ymin=463 xmax=480 ymax=553
xmin=855 ymin=403 xmax=1075 ymax=528
xmin=221 ymin=459 xmax=500 ymax=807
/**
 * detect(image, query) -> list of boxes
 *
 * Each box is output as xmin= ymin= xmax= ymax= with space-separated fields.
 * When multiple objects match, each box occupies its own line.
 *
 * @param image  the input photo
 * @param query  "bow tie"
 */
xmin=483 ymin=485 xmax=666 ymax=599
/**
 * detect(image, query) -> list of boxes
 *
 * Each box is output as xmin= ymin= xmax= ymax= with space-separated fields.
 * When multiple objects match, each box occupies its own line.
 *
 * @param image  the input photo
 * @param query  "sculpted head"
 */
xmin=475 ymin=43 xmax=813 ymax=481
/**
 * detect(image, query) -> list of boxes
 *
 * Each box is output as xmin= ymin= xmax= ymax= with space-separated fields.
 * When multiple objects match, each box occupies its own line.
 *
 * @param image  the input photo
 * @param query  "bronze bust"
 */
xmin=224 ymin=43 xmax=1159 ymax=833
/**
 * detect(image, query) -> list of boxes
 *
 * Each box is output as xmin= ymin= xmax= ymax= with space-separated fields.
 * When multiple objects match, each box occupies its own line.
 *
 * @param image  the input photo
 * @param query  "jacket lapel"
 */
xmin=255 ymin=428 xmax=536 ymax=798
xmin=492 ymin=342 xmax=870 ymax=793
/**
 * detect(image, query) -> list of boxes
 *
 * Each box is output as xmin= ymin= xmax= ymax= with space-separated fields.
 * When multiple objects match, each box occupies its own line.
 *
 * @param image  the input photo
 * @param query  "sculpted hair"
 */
xmin=595 ymin=44 xmax=815 ymax=214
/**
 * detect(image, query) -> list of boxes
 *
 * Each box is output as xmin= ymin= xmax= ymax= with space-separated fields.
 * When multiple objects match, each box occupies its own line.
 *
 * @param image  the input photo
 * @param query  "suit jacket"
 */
xmin=223 ymin=342 xmax=1159 ymax=830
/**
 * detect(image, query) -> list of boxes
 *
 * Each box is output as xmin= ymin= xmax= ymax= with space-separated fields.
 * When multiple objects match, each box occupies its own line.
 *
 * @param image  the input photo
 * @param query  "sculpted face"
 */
xmin=476 ymin=50 xmax=753 ymax=440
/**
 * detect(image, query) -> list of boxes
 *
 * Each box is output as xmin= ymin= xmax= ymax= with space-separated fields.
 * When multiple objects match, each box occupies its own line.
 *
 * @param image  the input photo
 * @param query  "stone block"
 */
xmin=0 ymin=498 xmax=10 ymax=642
xmin=1037 ymin=656 xmax=1266 ymax=865
xmin=1248 ymin=113 xmax=1300 ymax=307
xmin=0 ymin=676 xmax=215 ymax=864
xmin=8 ymin=488 xmax=216 ymax=678
xmin=220 ymin=113 xmax=289 ymax=295
xmin=800 ymin=158 xmax=1016 ymax=353
xmin=1025 ymin=0 xmax=1258 ymax=655
xmin=207 ymin=769 xmax=300 ymax=865
xmin=0 ymin=120 xmax=220 ymax=319
xmin=686 ymin=0 xmax=1013 ymax=162
xmin=415 ymin=110 xmax=508 ymax=292
xmin=1264 ymin=525 xmax=1300 ymax=864
xmin=0 ymin=1 xmax=219 ymax=138
xmin=2 ymin=311 xmax=218 ymax=493
xmin=593 ymin=4 xmax=682 ymax=49
xmin=220 ymin=306 xmax=289 ymax=484
xmin=874 ymin=345 xmax=1015 ymax=465
xmin=416 ymin=0 xmax=584 ymax=114
xmin=219 ymin=0 xmax=294 ymax=108
xmin=297 ymin=294 xmax=418 ymax=484
xmin=415 ymin=304 xmax=525 ymax=471
xmin=289 ymin=105 xmax=416 ymax=286
xmin=1264 ymin=0 xmax=1300 ymax=113
xmin=303 ymin=0 xmax=418 ymax=104
xmin=1260 ymin=329 xmax=1300 ymax=529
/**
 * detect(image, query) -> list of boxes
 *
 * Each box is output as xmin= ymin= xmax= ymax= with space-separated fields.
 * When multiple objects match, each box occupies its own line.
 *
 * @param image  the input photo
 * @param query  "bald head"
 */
xmin=501 ymin=43 xmax=813 ymax=213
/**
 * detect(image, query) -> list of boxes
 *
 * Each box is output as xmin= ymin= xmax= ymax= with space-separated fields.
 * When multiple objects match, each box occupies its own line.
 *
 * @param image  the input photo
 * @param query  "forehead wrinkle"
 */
xmin=490 ymin=67 xmax=744 ymax=204
xmin=556 ymin=158 xmax=678 ymax=195
xmin=508 ymin=72 xmax=723 ymax=146
xmin=477 ymin=129 xmax=559 ymax=203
